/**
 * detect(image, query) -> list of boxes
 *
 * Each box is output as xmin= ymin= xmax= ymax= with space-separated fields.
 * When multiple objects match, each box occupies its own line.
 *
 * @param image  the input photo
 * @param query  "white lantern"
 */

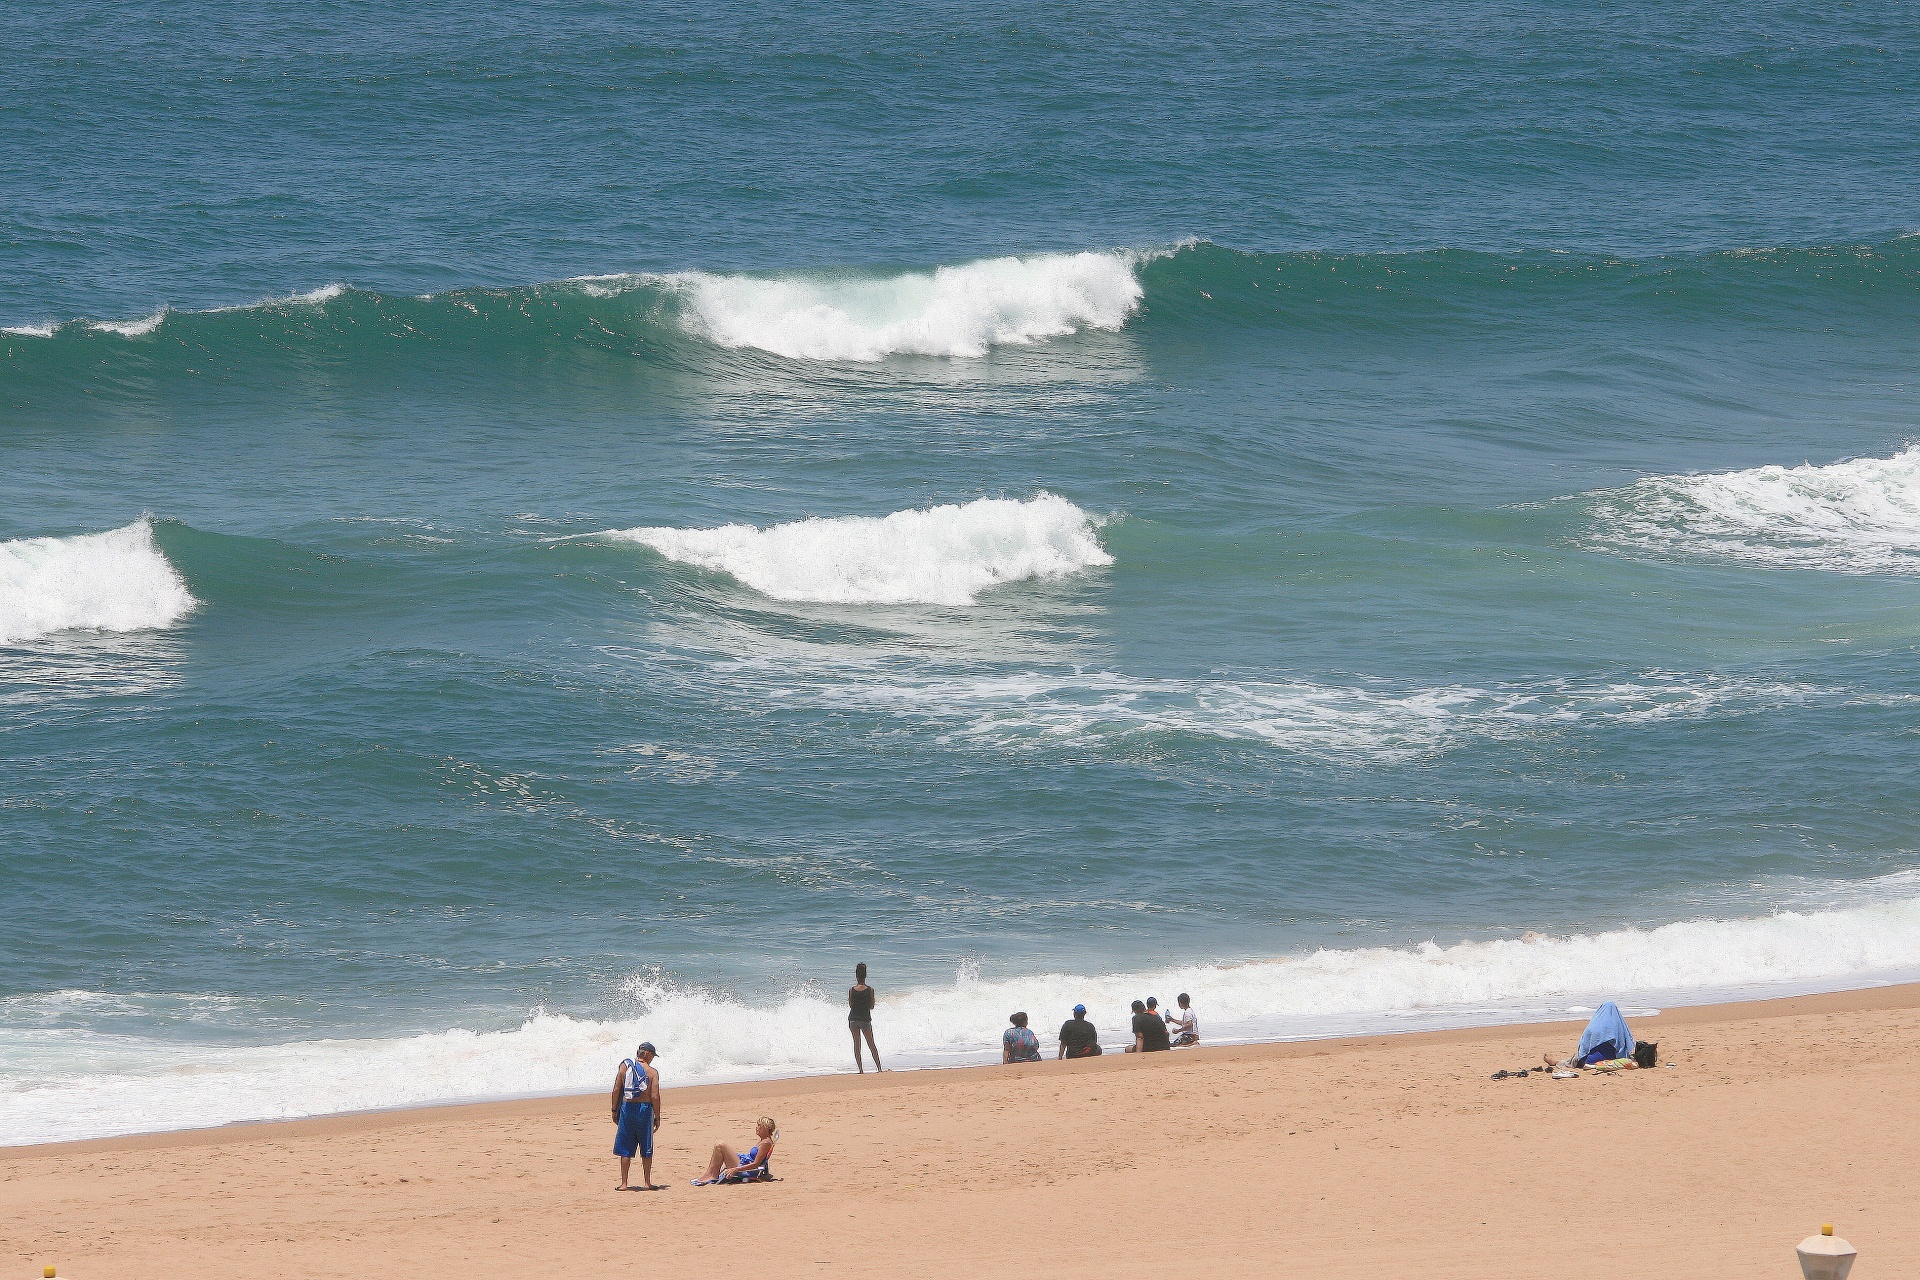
xmin=1796 ymin=1224 xmax=1856 ymax=1280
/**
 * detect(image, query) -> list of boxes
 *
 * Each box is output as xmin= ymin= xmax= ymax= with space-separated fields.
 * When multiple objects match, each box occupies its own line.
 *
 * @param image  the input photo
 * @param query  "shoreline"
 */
xmin=8 ymin=973 xmax=1919 ymax=1154
xmin=6 ymin=983 xmax=1915 ymax=1149
xmin=6 ymin=980 xmax=1917 ymax=1278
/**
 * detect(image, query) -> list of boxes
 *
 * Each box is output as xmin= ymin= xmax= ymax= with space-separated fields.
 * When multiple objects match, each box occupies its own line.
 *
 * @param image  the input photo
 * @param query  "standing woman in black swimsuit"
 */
xmin=848 ymin=962 xmax=882 ymax=1073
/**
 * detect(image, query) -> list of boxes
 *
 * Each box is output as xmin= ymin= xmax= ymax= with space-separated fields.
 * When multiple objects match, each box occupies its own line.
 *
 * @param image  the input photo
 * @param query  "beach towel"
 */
xmin=1576 ymin=1002 xmax=1635 ymax=1064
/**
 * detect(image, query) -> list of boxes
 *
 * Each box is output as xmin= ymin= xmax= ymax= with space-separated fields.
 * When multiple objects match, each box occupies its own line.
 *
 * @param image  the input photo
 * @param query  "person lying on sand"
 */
xmin=1165 ymin=992 xmax=1199 ymax=1047
xmin=1545 ymin=1000 xmax=1637 ymax=1072
xmin=692 ymin=1117 xmax=778 ymax=1186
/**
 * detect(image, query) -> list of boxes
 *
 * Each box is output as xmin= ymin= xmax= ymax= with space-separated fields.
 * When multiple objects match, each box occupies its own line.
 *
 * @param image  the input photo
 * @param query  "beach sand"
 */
xmin=4 ymin=984 xmax=1914 ymax=1279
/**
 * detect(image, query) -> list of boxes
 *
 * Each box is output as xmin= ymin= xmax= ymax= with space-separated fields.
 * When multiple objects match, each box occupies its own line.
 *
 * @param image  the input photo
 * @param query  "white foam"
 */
xmin=1 ymin=323 xmax=56 ymax=338
xmin=89 ymin=310 xmax=166 ymax=337
xmin=1591 ymin=445 xmax=1920 ymax=573
xmin=9 ymin=883 xmax=1920 ymax=1144
xmin=600 ymin=493 xmax=1113 ymax=606
xmin=207 ymin=282 xmax=347 ymax=313
xmin=660 ymin=250 xmax=1146 ymax=360
xmin=0 ymin=519 xmax=197 ymax=645
xmin=43 ymin=284 xmax=350 ymax=339
xmin=807 ymin=669 xmax=1839 ymax=758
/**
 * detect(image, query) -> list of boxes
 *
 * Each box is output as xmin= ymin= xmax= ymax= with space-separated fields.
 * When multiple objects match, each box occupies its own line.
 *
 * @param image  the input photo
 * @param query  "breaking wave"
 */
xmin=0 ymin=519 xmax=197 ymax=645
xmin=1589 ymin=446 xmax=1920 ymax=574
xmin=9 ymin=880 xmax=1920 ymax=1144
xmin=12 ymin=237 xmax=1919 ymax=385
xmin=646 ymin=249 xmax=1146 ymax=360
xmin=598 ymin=493 xmax=1114 ymax=606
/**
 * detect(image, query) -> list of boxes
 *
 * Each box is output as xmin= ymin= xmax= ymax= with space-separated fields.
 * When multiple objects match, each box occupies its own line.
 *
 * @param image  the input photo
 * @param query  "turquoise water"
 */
xmin=7 ymin=1 xmax=1920 ymax=1143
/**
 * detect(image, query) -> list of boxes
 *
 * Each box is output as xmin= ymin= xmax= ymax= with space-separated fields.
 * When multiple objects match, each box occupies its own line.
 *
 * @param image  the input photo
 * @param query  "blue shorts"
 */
xmin=614 ymin=1101 xmax=654 ymax=1159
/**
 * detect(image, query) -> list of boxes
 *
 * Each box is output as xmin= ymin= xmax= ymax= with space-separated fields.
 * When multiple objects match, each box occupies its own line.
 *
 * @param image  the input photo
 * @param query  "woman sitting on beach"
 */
xmin=692 ymin=1117 xmax=779 ymax=1186
xmin=1002 ymin=1011 xmax=1041 ymax=1063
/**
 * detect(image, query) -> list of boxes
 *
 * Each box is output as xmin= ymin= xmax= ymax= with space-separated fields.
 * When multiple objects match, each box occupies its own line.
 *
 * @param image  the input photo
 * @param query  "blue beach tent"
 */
xmin=1575 ymin=1001 xmax=1636 ymax=1064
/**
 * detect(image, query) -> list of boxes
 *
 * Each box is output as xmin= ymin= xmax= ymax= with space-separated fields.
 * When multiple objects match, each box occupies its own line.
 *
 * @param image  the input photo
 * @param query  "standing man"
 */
xmin=1058 ymin=1003 xmax=1102 ymax=1058
xmin=610 ymin=1041 xmax=662 ymax=1191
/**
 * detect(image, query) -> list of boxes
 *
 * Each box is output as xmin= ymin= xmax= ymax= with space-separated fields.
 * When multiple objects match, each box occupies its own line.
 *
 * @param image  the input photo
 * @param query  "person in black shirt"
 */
xmin=1127 ymin=998 xmax=1171 ymax=1052
xmin=848 ymin=962 xmax=882 ymax=1073
xmin=1057 ymin=1003 xmax=1101 ymax=1058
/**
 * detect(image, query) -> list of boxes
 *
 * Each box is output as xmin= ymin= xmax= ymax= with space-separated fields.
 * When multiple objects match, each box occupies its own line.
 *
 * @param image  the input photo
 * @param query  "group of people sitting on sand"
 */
xmin=1002 ymin=992 xmax=1201 ymax=1062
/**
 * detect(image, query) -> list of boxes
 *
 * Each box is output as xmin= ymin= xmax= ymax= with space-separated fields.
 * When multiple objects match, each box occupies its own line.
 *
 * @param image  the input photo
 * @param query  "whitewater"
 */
xmin=7 ymin=882 xmax=1920 ymax=1145
xmin=599 ymin=493 xmax=1113 ymax=605
xmin=0 ymin=520 xmax=196 ymax=646
xmin=1589 ymin=445 xmax=1920 ymax=574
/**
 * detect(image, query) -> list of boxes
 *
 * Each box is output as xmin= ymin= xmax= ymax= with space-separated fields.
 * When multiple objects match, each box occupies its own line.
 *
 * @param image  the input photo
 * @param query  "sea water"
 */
xmin=6 ymin=0 xmax=1920 ymax=1145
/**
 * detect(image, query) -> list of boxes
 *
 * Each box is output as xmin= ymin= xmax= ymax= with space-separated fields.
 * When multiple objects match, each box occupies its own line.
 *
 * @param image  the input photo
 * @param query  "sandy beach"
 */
xmin=3 ymin=983 xmax=1913 ymax=1279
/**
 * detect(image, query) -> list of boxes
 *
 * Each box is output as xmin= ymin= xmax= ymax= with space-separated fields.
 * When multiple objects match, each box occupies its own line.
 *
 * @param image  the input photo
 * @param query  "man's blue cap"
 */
xmin=638 ymin=1041 xmax=658 ymax=1054
xmin=1073 ymin=1004 xmax=1086 ymax=1016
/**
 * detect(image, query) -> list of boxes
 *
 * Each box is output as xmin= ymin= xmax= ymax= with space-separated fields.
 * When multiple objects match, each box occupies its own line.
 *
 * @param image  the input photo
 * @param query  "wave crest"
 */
xmin=656 ymin=250 xmax=1145 ymax=360
xmin=600 ymin=493 xmax=1113 ymax=606
xmin=0 ymin=519 xmax=196 ymax=645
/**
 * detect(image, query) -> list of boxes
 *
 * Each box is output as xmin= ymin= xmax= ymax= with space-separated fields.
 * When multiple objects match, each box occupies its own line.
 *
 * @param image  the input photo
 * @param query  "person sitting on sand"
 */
xmin=1165 ymin=992 xmax=1199 ymax=1047
xmin=1003 ymin=1011 xmax=1042 ymax=1063
xmin=692 ymin=1116 xmax=779 ymax=1186
xmin=1127 ymin=999 xmax=1171 ymax=1053
xmin=1058 ymin=1004 xmax=1101 ymax=1058
xmin=609 ymin=1041 xmax=661 ymax=1191
xmin=1545 ymin=1000 xmax=1637 ymax=1072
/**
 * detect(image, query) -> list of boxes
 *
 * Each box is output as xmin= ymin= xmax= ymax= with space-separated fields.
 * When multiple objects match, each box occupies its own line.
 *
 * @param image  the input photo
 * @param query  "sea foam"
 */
xmin=601 ymin=493 xmax=1113 ymax=605
xmin=1591 ymin=445 xmax=1920 ymax=573
xmin=833 ymin=670 xmax=1829 ymax=758
xmin=8 ymin=883 xmax=1920 ymax=1144
xmin=660 ymin=250 xmax=1145 ymax=360
xmin=0 ymin=520 xmax=196 ymax=645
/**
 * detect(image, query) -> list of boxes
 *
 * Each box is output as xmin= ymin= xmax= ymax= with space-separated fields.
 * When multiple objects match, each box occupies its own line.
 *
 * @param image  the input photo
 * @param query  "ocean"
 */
xmin=6 ymin=0 xmax=1920 ymax=1145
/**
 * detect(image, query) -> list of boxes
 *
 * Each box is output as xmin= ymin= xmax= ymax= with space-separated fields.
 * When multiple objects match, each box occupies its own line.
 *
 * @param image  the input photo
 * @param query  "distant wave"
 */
xmin=3 ymin=251 xmax=1150 ymax=366
xmin=0 ymin=519 xmax=196 ymax=645
xmin=10 ymin=237 xmax=1919 ymax=381
xmin=630 ymin=250 xmax=1145 ymax=359
xmin=597 ymin=493 xmax=1113 ymax=606
xmin=9 ymin=881 xmax=1920 ymax=1143
xmin=1589 ymin=446 xmax=1920 ymax=574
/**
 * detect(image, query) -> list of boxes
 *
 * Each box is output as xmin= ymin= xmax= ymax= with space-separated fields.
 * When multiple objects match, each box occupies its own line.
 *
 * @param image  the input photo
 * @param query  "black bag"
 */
xmin=1633 ymin=1041 xmax=1658 ymax=1069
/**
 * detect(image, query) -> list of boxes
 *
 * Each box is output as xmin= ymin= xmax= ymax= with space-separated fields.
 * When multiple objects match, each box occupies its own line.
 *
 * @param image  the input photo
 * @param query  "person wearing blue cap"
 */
xmin=1057 ymin=1004 xmax=1101 ymax=1059
xmin=610 ymin=1041 xmax=661 ymax=1191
